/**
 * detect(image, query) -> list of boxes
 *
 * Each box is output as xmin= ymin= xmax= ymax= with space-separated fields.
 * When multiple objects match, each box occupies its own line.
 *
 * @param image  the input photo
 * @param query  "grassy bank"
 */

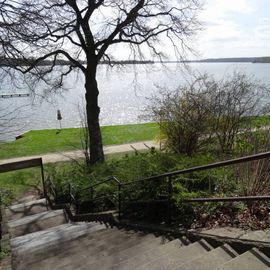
xmin=1 ymin=115 xmax=270 ymax=160
xmin=0 ymin=123 xmax=159 ymax=160
xmin=246 ymin=115 xmax=270 ymax=128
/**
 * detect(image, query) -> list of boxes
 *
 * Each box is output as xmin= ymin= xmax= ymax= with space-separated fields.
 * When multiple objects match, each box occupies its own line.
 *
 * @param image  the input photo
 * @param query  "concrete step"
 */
xmin=8 ymin=209 xmax=66 ymax=237
xmin=136 ymin=239 xmax=213 ymax=270
xmin=24 ymin=230 xmax=170 ymax=270
xmin=5 ymin=198 xmax=47 ymax=220
xmin=215 ymin=248 xmax=270 ymax=270
xmin=15 ymin=195 xmax=40 ymax=204
xmin=240 ymin=230 xmax=270 ymax=242
xmin=11 ymin=222 xmax=107 ymax=270
xmin=40 ymin=236 xmax=170 ymax=270
xmin=107 ymin=238 xmax=189 ymax=270
xmin=14 ymin=226 xmax=122 ymax=269
xmin=174 ymin=244 xmax=238 ymax=270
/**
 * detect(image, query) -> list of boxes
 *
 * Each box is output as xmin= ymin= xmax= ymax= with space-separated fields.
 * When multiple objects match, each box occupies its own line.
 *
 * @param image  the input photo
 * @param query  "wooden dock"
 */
xmin=0 ymin=93 xmax=30 ymax=98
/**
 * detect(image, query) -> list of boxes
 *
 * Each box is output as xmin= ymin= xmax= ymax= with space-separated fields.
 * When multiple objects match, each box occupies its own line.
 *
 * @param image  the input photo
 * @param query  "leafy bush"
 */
xmin=148 ymin=72 xmax=270 ymax=155
xmin=46 ymin=149 xmax=233 ymax=223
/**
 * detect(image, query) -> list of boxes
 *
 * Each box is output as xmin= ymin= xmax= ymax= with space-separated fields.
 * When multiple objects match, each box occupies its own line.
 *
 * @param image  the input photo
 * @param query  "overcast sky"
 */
xmin=196 ymin=0 xmax=270 ymax=58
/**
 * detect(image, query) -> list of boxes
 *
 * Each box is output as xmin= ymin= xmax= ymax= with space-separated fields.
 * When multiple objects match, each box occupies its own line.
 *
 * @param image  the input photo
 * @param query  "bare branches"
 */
xmin=148 ymin=73 xmax=270 ymax=155
xmin=1 ymin=0 xmax=201 ymax=69
xmin=95 ymin=0 xmax=201 ymax=61
xmin=0 ymin=0 xmax=202 ymax=163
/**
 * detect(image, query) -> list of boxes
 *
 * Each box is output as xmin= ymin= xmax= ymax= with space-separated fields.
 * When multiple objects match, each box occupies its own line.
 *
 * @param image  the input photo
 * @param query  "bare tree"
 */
xmin=0 ymin=0 xmax=201 ymax=164
xmin=210 ymin=72 xmax=270 ymax=154
xmin=235 ymin=131 xmax=270 ymax=196
xmin=78 ymin=100 xmax=90 ymax=165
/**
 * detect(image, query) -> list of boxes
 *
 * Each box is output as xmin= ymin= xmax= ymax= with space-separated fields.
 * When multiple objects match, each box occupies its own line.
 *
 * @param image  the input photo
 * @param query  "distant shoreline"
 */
xmin=186 ymin=57 xmax=270 ymax=64
xmin=1 ymin=56 xmax=270 ymax=67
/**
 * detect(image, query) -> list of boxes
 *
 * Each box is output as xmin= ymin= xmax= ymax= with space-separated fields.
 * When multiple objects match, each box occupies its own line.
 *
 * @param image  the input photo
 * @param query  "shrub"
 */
xmin=209 ymin=72 xmax=269 ymax=153
xmin=234 ymin=130 xmax=270 ymax=196
xmin=148 ymin=72 xmax=270 ymax=155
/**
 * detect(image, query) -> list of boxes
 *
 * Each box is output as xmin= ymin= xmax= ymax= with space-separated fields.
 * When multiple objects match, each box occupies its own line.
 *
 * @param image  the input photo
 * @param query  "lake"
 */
xmin=1 ymin=62 xmax=270 ymax=141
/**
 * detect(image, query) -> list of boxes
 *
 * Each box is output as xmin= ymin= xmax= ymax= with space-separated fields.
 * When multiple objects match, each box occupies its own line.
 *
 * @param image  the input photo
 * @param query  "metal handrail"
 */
xmin=69 ymin=184 xmax=77 ymax=204
xmin=48 ymin=151 xmax=270 ymax=225
xmin=118 ymin=151 xmax=270 ymax=224
xmin=0 ymin=158 xmax=46 ymax=201
xmin=46 ymin=177 xmax=57 ymax=198
xmin=141 ymin=151 xmax=270 ymax=181
xmin=78 ymin=193 xmax=118 ymax=203
xmin=69 ymin=176 xmax=122 ymax=219
xmin=183 ymin=195 xmax=270 ymax=203
xmin=79 ymin=176 xmax=121 ymax=192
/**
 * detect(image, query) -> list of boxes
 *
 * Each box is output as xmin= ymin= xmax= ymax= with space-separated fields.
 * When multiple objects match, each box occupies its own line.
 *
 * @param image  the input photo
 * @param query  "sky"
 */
xmin=196 ymin=0 xmax=270 ymax=58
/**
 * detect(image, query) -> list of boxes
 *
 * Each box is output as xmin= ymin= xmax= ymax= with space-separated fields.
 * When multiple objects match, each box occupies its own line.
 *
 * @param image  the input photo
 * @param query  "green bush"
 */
xmin=46 ymin=149 xmax=234 ymax=223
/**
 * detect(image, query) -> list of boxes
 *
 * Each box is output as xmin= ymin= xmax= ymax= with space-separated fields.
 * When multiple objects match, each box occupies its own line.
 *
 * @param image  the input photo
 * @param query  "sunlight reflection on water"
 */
xmin=0 ymin=62 xmax=269 ymax=141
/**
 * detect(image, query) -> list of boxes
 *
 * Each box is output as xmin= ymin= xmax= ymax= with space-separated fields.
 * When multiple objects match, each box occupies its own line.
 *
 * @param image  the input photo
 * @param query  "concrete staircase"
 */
xmin=4 ymin=196 xmax=270 ymax=270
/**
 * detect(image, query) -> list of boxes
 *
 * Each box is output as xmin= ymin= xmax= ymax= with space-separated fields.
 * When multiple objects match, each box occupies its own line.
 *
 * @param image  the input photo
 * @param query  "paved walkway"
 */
xmin=0 ymin=140 xmax=159 ymax=165
xmin=201 ymin=227 xmax=270 ymax=242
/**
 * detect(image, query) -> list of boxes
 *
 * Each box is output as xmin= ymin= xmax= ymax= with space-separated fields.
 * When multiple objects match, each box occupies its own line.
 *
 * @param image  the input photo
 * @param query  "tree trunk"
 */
xmin=85 ymin=65 xmax=104 ymax=165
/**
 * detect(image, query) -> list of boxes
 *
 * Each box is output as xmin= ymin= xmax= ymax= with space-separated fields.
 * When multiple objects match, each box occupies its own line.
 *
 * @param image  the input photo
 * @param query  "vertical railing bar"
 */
xmin=90 ymin=187 xmax=94 ymax=212
xmin=74 ymin=192 xmax=79 ymax=215
xmin=167 ymin=176 xmax=173 ymax=226
xmin=90 ymin=187 xmax=94 ymax=201
xmin=40 ymin=158 xmax=48 ymax=210
xmin=118 ymin=183 xmax=122 ymax=221
xmin=68 ymin=183 xmax=72 ymax=205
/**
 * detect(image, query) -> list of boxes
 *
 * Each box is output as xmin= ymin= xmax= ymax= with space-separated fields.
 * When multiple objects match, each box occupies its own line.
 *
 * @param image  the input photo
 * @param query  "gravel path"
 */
xmin=0 ymin=140 xmax=159 ymax=165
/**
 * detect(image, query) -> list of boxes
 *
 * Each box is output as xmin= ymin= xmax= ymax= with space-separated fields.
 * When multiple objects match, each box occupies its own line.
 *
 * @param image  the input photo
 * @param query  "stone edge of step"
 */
xmin=250 ymin=247 xmax=270 ymax=267
xmin=11 ymin=223 xmax=106 ymax=255
xmin=6 ymin=198 xmax=47 ymax=211
xmin=214 ymin=247 xmax=270 ymax=270
xmin=8 ymin=209 xmax=64 ymax=228
xmin=170 ymin=244 xmax=238 ymax=270
xmin=220 ymin=243 xmax=239 ymax=258
xmin=11 ymin=223 xmax=77 ymax=247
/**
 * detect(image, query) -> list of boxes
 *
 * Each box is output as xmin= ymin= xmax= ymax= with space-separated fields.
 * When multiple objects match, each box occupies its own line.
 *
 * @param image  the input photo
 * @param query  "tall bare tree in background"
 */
xmin=0 ymin=0 xmax=202 ymax=164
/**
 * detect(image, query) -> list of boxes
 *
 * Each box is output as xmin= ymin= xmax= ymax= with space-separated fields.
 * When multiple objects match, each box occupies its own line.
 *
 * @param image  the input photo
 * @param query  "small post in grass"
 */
xmin=57 ymin=109 xmax=62 ymax=131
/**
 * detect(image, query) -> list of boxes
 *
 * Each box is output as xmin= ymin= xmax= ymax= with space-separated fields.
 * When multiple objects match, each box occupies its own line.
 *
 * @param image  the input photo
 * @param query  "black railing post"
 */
xmin=167 ymin=176 xmax=173 ymax=226
xmin=68 ymin=183 xmax=72 ymax=204
xmin=75 ymin=193 xmax=79 ymax=215
xmin=90 ymin=187 xmax=94 ymax=212
xmin=40 ymin=159 xmax=47 ymax=199
xmin=90 ymin=187 xmax=94 ymax=201
xmin=118 ymin=183 xmax=122 ymax=221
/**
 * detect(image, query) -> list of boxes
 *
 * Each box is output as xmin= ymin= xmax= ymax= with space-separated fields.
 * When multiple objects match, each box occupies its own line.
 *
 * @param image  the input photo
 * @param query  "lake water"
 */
xmin=1 ymin=62 xmax=270 ymax=141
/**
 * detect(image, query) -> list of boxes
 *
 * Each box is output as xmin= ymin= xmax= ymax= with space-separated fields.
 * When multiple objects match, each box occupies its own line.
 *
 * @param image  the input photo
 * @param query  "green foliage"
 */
xmin=0 ymin=168 xmax=41 ymax=205
xmin=47 ymin=149 xmax=236 ymax=224
xmin=0 ymin=248 xmax=10 ymax=261
xmin=46 ymin=161 xmax=91 ymax=192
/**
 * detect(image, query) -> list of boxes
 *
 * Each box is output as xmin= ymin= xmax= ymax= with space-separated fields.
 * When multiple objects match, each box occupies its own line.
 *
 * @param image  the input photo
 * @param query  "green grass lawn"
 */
xmin=0 ymin=167 xmax=42 ymax=204
xmin=0 ymin=123 xmax=159 ymax=159
xmin=247 ymin=115 xmax=270 ymax=128
xmin=1 ymin=116 xmax=269 ymax=160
